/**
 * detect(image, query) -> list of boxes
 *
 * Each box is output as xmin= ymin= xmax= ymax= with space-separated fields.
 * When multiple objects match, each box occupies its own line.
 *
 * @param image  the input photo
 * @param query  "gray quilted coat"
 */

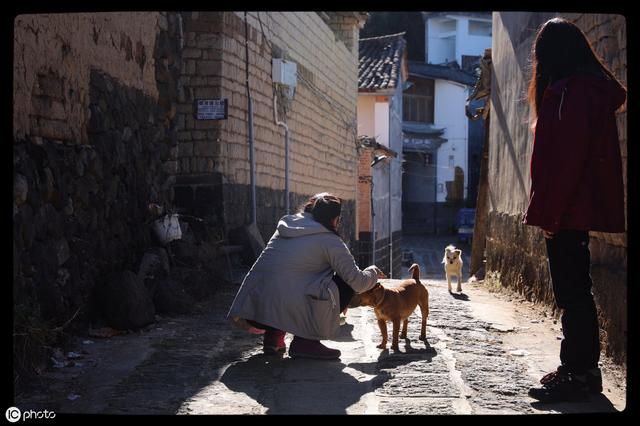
xmin=227 ymin=212 xmax=379 ymax=340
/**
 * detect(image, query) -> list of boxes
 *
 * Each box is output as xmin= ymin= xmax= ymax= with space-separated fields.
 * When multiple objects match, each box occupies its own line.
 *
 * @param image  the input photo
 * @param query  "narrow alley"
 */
xmin=11 ymin=10 xmax=628 ymax=418
xmin=15 ymin=236 xmax=626 ymax=415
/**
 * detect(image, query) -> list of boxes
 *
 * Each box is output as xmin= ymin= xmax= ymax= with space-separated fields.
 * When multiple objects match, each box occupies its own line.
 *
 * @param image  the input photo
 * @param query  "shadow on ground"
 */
xmin=332 ymin=323 xmax=356 ymax=342
xmin=220 ymin=356 xmax=385 ymax=414
xmin=530 ymin=393 xmax=620 ymax=413
xmin=449 ymin=291 xmax=470 ymax=301
xmin=220 ymin=341 xmax=439 ymax=414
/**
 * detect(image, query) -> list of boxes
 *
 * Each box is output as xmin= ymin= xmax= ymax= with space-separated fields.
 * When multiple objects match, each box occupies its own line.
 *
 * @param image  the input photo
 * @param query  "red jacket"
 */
xmin=523 ymin=73 xmax=626 ymax=234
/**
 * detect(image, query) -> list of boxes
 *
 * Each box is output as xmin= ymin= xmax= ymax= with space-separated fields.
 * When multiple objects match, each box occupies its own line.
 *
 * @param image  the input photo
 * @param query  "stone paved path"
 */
xmin=15 ymin=236 xmax=626 ymax=415
xmin=189 ymin=281 xmax=535 ymax=414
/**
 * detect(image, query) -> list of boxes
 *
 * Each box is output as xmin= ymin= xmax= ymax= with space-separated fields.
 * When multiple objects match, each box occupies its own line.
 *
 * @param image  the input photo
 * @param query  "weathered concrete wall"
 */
xmin=174 ymin=12 xmax=363 ymax=248
xmin=487 ymin=12 xmax=627 ymax=363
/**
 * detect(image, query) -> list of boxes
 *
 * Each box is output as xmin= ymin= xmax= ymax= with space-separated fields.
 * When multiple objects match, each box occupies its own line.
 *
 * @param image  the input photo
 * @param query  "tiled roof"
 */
xmin=408 ymin=61 xmax=477 ymax=86
xmin=403 ymin=122 xmax=446 ymax=136
xmin=359 ymin=32 xmax=406 ymax=91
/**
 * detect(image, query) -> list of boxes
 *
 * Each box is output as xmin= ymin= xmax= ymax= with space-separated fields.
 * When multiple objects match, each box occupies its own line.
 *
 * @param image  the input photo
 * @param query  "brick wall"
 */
xmin=323 ymin=12 xmax=361 ymax=56
xmin=357 ymin=148 xmax=373 ymax=267
xmin=174 ymin=12 xmax=364 ymax=247
xmin=357 ymin=148 xmax=374 ymax=232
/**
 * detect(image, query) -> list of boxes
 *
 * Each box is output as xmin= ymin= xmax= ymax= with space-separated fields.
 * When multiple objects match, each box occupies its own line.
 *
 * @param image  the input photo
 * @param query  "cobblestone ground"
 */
xmin=15 ymin=236 xmax=625 ymax=415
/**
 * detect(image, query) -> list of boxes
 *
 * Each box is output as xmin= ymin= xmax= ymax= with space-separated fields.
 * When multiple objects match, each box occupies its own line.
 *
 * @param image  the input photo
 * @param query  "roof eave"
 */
xmin=358 ymin=88 xmax=396 ymax=96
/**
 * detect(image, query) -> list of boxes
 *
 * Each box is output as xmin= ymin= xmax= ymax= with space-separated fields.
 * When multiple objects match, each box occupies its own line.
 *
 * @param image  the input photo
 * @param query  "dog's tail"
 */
xmin=408 ymin=263 xmax=420 ymax=282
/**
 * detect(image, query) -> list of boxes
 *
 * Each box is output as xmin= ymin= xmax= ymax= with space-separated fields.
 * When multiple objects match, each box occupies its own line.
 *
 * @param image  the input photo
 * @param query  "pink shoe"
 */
xmin=263 ymin=329 xmax=286 ymax=354
xmin=288 ymin=336 xmax=341 ymax=360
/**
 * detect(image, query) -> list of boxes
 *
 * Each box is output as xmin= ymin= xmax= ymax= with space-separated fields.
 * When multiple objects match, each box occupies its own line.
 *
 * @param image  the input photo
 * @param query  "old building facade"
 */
xmin=174 ymin=12 xmax=367 ymax=247
xmin=356 ymin=32 xmax=406 ymax=277
xmin=13 ymin=11 xmax=368 ymax=382
xmin=401 ymin=13 xmax=490 ymax=235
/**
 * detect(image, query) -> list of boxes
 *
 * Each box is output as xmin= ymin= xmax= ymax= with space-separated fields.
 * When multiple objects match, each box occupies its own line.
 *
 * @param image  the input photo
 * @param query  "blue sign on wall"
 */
xmin=195 ymin=99 xmax=228 ymax=120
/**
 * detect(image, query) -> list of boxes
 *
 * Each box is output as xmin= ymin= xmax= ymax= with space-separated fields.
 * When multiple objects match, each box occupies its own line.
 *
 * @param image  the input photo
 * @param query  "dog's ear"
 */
xmin=454 ymin=249 xmax=462 ymax=255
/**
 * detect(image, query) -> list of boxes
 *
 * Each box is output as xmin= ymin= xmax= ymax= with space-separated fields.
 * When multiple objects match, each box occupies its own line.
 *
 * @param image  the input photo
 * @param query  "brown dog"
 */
xmin=348 ymin=264 xmax=429 ymax=351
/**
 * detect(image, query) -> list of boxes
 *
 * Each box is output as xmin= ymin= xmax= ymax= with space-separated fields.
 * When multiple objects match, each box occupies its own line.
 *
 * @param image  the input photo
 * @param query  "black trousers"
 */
xmin=545 ymin=230 xmax=600 ymax=374
xmin=248 ymin=274 xmax=354 ymax=333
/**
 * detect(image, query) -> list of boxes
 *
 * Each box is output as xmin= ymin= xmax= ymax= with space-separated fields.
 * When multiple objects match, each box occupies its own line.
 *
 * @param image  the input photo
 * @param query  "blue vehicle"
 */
xmin=456 ymin=208 xmax=475 ymax=243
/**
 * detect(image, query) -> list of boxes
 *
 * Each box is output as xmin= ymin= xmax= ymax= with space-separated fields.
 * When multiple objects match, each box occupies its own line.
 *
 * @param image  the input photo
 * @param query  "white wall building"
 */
xmin=434 ymin=79 xmax=469 ymax=202
xmin=402 ymin=12 xmax=491 ymax=233
xmin=357 ymin=32 xmax=407 ymax=277
xmin=424 ymin=12 xmax=492 ymax=67
xmin=423 ymin=12 xmax=491 ymax=202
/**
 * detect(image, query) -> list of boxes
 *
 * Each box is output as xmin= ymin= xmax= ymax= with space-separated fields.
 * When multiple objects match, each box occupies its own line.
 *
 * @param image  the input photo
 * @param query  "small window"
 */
xmin=468 ymin=20 xmax=492 ymax=37
xmin=402 ymin=78 xmax=434 ymax=123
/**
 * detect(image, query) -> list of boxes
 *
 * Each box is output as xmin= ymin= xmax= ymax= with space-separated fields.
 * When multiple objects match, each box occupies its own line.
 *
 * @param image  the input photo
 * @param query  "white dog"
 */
xmin=442 ymin=245 xmax=463 ymax=293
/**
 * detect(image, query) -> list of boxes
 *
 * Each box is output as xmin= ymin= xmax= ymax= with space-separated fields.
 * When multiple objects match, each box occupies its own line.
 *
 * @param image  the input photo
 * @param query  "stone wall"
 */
xmin=173 ymin=12 xmax=364 ymax=248
xmin=13 ymin=12 xmax=183 ymax=382
xmin=487 ymin=12 xmax=627 ymax=363
xmin=565 ymin=13 xmax=627 ymax=363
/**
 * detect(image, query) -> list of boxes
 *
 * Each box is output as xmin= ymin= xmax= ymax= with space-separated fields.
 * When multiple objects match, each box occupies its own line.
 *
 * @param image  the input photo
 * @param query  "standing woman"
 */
xmin=228 ymin=192 xmax=385 ymax=360
xmin=523 ymin=18 xmax=626 ymax=403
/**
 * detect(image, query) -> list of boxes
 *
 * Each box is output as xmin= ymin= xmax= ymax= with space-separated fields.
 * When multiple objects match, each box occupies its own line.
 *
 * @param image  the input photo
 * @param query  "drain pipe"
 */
xmin=273 ymin=93 xmax=290 ymax=214
xmin=244 ymin=12 xmax=256 ymax=224
xmin=388 ymin=158 xmax=393 ymax=279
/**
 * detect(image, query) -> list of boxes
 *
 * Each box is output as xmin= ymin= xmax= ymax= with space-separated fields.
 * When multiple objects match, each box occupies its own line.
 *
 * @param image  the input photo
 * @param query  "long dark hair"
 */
xmin=527 ymin=17 xmax=622 ymax=117
xmin=300 ymin=192 xmax=342 ymax=235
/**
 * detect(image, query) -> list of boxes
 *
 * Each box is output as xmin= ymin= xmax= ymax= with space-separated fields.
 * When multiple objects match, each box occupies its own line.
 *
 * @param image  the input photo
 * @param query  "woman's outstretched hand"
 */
xmin=372 ymin=266 xmax=387 ymax=279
